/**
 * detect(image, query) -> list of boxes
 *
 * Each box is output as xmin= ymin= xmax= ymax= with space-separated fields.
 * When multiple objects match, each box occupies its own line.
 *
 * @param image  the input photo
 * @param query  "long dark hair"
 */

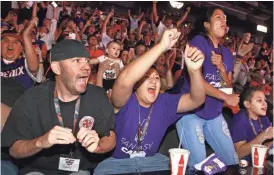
xmin=204 ymin=7 xmax=224 ymax=33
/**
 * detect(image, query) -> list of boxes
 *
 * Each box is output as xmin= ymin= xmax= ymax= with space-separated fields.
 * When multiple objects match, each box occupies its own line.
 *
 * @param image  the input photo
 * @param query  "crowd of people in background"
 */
xmin=1 ymin=1 xmax=273 ymax=175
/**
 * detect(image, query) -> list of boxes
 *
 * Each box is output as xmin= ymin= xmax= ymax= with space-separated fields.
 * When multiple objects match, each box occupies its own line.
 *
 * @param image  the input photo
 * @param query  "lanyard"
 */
xmin=53 ymin=89 xmax=81 ymax=157
xmin=137 ymin=102 xmax=154 ymax=152
xmin=206 ymin=34 xmax=222 ymax=55
xmin=245 ymin=110 xmax=263 ymax=136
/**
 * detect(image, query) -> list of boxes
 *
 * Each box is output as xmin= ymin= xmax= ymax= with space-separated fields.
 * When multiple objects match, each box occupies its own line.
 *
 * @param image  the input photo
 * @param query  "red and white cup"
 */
xmin=251 ymin=167 xmax=264 ymax=175
xmin=169 ymin=148 xmax=190 ymax=175
xmin=251 ymin=144 xmax=268 ymax=168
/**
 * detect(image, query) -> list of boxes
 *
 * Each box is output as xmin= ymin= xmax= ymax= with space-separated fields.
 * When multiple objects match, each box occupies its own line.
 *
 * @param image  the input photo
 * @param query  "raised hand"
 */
xmin=11 ymin=12 xmax=18 ymax=25
xmin=69 ymin=21 xmax=77 ymax=31
xmin=99 ymin=59 xmax=114 ymax=71
xmin=22 ymin=17 xmax=39 ymax=36
xmin=36 ymin=126 xmax=76 ymax=149
xmin=93 ymin=8 xmax=99 ymax=16
xmin=77 ymin=128 xmax=99 ymax=153
xmin=186 ymin=7 xmax=191 ymax=13
xmin=3 ymin=11 xmax=14 ymax=23
xmin=237 ymin=42 xmax=254 ymax=57
xmin=141 ymin=20 xmax=146 ymax=26
xmin=184 ymin=44 xmax=204 ymax=71
xmin=243 ymin=33 xmax=251 ymax=43
xmin=211 ymin=51 xmax=225 ymax=71
xmin=159 ymin=29 xmax=181 ymax=51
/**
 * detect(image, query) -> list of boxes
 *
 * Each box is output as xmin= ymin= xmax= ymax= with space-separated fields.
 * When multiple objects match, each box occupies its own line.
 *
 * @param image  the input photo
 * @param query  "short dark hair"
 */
xmin=87 ymin=34 xmax=97 ymax=42
xmin=205 ymin=6 xmax=224 ymax=23
xmin=239 ymin=87 xmax=261 ymax=109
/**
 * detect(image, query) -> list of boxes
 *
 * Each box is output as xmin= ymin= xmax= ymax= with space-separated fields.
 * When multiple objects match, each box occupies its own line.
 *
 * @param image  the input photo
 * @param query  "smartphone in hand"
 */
xmin=51 ymin=1 xmax=58 ymax=8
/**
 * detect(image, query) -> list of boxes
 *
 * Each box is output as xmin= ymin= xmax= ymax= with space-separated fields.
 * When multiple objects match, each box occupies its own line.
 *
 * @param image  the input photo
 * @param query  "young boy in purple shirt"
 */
xmin=94 ymin=29 xmax=206 ymax=174
xmin=176 ymin=7 xmax=240 ymax=168
xmin=230 ymin=87 xmax=273 ymax=163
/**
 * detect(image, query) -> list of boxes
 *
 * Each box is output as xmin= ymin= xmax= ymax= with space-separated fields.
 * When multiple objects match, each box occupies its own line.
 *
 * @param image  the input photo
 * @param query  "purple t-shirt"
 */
xmin=1 ymin=57 xmax=34 ymax=89
xmin=230 ymin=109 xmax=271 ymax=162
xmin=112 ymin=93 xmax=182 ymax=159
xmin=180 ymin=35 xmax=234 ymax=120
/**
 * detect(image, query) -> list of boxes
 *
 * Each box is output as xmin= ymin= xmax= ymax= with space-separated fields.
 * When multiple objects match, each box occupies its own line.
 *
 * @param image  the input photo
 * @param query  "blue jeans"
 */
xmin=25 ymin=170 xmax=90 ymax=175
xmin=1 ymin=160 xmax=18 ymax=175
xmin=94 ymin=153 xmax=170 ymax=175
xmin=176 ymin=114 xmax=239 ymax=168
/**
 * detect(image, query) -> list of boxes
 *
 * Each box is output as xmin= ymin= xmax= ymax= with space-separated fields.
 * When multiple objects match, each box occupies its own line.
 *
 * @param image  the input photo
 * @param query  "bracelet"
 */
xmin=236 ymin=54 xmax=243 ymax=59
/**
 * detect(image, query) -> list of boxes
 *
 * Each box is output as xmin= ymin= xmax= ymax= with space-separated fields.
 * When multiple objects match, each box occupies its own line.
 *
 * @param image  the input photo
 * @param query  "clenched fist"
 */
xmin=36 ymin=126 xmax=76 ymax=149
xmin=77 ymin=128 xmax=100 ymax=153
xmin=184 ymin=44 xmax=204 ymax=71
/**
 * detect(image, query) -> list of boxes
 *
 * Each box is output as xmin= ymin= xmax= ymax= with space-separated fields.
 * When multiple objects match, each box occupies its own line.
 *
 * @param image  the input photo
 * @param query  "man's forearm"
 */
xmin=204 ymin=80 xmax=227 ymax=101
xmin=189 ymin=70 xmax=205 ymax=103
xmin=23 ymin=35 xmax=39 ymax=75
xmin=95 ymin=131 xmax=116 ymax=154
xmin=166 ymin=70 xmax=174 ymax=89
xmin=9 ymin=138 xmax=43 ymax=159
xmin=219 ymin=70 xmax=232 ymax=87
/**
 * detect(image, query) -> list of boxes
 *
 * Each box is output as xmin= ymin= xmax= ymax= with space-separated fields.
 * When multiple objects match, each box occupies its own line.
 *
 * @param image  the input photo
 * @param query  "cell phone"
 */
xmin=26 ymin=1 xmax=33 ymax=9
xmin=100 ymin=15 xmax=107 ymax=20
xmin=69 ymin=32 xmax=76 ymax=40
xmin=51 ymin=1 xmax=58 ymax=8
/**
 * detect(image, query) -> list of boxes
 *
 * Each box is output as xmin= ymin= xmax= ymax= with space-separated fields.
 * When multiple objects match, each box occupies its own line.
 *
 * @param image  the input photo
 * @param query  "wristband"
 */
xmin=236 ymin=54 xmax=243 ymax=59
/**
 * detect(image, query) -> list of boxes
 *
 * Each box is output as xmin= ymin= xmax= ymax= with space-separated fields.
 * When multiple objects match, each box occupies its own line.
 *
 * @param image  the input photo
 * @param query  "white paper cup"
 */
xmin=251 ymin=144 xmax=268 ymax=168
xmin=219 ymin=88 xmax=233 ymax=95
xmin=251 ymin=167 xmax=264 ymax=175
xmin=169 ymin=148 xmax=190 ymax=175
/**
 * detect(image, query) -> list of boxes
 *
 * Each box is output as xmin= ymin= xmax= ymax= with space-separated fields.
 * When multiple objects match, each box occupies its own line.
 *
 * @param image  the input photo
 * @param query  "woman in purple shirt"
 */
xmin=230 ymin=87 xmax=273 ymax=163
xmin=176 ymin=7 xmax=240 ymax=168
xmin=94 ymin=29 xmax=206 ymax=174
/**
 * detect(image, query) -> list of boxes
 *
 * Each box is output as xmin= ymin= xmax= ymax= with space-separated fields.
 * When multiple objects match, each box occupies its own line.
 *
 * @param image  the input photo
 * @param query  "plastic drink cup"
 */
xmin=169 ymin=148 xmax=190 ymax=175
xmin=251 ymin=144 xmax=268 ymax=168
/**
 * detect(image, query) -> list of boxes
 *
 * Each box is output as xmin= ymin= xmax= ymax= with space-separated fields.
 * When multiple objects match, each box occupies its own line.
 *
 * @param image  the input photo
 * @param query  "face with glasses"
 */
xmin=51 ymin=57 xmax=91 ymax=94
xmin=205 ymin=9 xmax=227 ymax=39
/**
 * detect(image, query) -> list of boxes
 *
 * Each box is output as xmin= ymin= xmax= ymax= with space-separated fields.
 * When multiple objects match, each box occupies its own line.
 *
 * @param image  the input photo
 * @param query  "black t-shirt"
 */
xmin=1 ymin=77 xmax=25 ymax=161
xmin=2 ymin=81 xmax=114 ymax=175
xmin=1 ymin=77 xmax=25 ymax=108
xmin=19 ymin=7 xmax=33 ymax=21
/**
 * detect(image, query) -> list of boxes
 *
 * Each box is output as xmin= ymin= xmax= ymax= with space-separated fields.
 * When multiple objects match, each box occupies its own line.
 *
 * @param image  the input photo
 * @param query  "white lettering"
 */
xmin=209 ymin=81 xmax=222 ymax=88
xmin=120 ymin=138 xmax=154 ymax=155
xmin=17 ymin=66 xmax=24 ymax=75
xmin=1 ymin=66 xmax=25 ymax=78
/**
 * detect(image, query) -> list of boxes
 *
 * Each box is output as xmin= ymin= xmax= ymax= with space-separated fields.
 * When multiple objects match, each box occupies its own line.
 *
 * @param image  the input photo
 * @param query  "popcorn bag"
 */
xmin=194 ymin=154 xmax=227 ymax=175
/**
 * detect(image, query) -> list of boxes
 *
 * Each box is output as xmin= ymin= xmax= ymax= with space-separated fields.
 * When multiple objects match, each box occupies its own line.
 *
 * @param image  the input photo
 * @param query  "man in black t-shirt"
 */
xmin=2 ymin=40 xmax=116 ymax=175
xmin=1 ymin=77 xmax=25 ymax=175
